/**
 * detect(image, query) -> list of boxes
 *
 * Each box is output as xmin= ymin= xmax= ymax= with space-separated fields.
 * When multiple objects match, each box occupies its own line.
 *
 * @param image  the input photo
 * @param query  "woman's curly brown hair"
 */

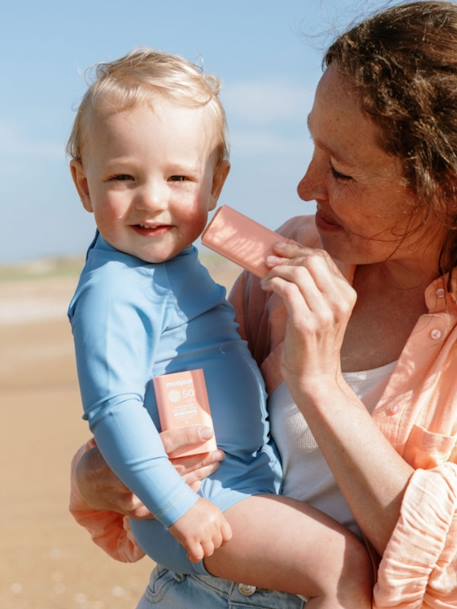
xmin=325 ymin=1 xmax=457 ymax=272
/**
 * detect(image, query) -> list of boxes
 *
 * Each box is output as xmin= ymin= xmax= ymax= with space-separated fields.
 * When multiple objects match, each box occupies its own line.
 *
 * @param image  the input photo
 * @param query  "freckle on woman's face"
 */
xmin=297 ymin=64 xmax=445 ymax=265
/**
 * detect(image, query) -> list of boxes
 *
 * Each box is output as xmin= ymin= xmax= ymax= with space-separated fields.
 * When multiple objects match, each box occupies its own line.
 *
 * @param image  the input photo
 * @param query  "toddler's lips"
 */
xmin=132 ymin=224 xmax=174 ymax=237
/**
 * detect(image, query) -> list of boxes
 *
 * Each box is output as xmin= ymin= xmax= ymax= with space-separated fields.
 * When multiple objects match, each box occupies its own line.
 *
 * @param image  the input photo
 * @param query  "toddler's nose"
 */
xmin=135 ymin=182 xmax=167 ymax=212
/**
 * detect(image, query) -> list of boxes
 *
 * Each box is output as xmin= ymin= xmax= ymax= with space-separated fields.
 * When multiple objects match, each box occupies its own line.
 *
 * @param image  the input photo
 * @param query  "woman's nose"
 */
xmin=297 ymin=158 xmax=327 ymax=202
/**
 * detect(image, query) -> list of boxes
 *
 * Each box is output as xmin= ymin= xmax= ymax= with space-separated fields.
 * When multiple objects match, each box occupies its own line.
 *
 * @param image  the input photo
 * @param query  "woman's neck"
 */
xmin=341 ymin=261 xmax=433 ymax=372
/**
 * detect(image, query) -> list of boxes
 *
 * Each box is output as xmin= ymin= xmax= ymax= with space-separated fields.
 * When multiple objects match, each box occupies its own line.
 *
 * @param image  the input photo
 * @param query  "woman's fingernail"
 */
xmin=199 ymin=427 xmax=213 ymax=440
xmin=266 ymin=255 xmax=281 ymax=266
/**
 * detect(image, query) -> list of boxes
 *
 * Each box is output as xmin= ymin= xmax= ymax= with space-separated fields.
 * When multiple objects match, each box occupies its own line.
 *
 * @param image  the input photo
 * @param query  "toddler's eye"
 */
xmin=169 ymin=175 xmax=189 ymax=182
xmin=109 ymin=174 xmax=134 ymax=182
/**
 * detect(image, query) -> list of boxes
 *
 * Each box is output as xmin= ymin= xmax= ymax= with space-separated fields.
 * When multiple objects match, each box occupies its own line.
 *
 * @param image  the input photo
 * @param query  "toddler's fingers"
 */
xmin=210 ymin=528 xmax=223 ymax=550
xmin=201 ymin=540 xmax=215 ymax=557
xmin=221 ymin=519 xmax=233 ymax=543
xmin=188 ymin=543 xmax=204 ymax=564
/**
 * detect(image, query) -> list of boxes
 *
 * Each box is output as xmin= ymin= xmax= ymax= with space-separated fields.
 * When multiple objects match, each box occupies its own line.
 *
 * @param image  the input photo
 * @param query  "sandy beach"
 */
xmin=0 ymin=255 xmax=239 ymax=609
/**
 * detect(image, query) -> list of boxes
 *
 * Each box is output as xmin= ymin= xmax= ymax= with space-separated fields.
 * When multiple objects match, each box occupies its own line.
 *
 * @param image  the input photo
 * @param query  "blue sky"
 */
xmin=1 ymin=0 xmax=393 ymax=263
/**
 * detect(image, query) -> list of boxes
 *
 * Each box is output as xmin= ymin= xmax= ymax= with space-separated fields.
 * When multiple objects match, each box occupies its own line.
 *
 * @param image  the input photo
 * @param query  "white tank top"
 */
xmin=269 ymin=361 xmax=397 ymax=534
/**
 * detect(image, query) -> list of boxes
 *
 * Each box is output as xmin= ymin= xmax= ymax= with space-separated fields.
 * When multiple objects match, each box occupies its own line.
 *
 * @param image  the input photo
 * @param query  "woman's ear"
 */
xmin=70 ymin=160 xmax=93 ymax=212
xmin=209 ymin=160 xmax=230 ymax=211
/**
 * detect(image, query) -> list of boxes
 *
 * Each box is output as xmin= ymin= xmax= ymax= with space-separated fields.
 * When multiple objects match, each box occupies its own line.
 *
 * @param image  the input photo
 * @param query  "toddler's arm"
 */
xmin=68 ymin=264 xmax=200 ymax=530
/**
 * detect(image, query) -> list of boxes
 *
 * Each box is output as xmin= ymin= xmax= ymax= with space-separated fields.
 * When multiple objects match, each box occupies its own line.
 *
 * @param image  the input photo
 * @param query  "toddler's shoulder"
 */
xmin=69 ymin=252 xmax=159 ymax=320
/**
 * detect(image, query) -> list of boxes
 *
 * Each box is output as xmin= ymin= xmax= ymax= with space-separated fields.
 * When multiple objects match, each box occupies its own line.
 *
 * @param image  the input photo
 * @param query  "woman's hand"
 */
xmin=75 ymin=427 xmax=224 ymax=517
xmin=166 ymin=427 xmax=225 ymax=491
xmin=262 ymin=241 xmax=356 ymax=394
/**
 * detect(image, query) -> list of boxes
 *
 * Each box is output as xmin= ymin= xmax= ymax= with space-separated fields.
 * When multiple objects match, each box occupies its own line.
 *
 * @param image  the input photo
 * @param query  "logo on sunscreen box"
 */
xmin=153 ymin=369 xmax=217 ymax=458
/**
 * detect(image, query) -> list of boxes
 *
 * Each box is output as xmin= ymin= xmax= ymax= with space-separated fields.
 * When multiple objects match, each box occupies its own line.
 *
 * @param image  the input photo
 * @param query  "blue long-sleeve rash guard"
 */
xmin=68 ymin=235 xmax=281 ymax=570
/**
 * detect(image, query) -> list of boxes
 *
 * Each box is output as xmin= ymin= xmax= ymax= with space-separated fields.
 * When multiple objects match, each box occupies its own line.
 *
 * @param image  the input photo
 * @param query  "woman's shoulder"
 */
xmin=276 ymin=214 xmax=321 ymax=248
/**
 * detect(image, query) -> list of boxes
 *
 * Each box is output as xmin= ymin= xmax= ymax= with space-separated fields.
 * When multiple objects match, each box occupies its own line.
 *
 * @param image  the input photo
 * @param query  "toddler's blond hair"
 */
xmin=67 ymin=48 xmax=229 ymax=163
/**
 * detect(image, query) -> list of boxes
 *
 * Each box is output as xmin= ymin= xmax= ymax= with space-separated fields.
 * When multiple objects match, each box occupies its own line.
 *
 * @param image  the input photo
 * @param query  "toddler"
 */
xmin=68 ymin=49 xmax=372 ymax=608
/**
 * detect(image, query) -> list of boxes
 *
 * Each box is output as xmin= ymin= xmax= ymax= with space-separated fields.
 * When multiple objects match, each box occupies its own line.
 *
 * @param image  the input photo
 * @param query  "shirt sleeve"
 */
xmin=69 ymin=266 xmax=199 ymax=528
xmin=69 ymin=441 xmax=145 ymax=563
xmin=373 ymin=462 xmax=457 ymax=609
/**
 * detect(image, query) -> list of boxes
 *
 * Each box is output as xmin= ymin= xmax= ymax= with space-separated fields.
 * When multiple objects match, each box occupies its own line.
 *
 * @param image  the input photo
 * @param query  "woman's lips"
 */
xmin=131 ymin=224 xmax=173 ymax=237
xmin=315 ymin=210 xmax=342 ymax=231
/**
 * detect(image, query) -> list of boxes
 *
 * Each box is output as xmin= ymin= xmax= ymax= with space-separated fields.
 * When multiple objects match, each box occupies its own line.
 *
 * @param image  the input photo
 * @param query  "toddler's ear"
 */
xmin=70 ymin=160 xmax=93 ymax=212
xmin=209 ymin=160 xmax=230 ymax=211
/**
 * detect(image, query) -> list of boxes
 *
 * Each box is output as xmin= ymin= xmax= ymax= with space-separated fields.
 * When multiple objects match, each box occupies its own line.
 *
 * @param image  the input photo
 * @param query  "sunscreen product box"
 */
xmin=201 ymin=205 xmax=289 ymax=278
xmin=154 ymin=369 xmax=217 ymax=458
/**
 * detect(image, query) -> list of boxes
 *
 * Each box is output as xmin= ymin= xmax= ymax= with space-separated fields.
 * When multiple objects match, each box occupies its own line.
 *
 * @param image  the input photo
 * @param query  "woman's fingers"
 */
xmin=162 ymin=427 xmax=224 ymax=484
xmin=76 ymin=446 xmax=128 ymax=500
xmin=263 ymin=262 xmax=355 ymax=320
xmin=264 ymin=241 xmax=356 ymax=317
xmin=271 ymin=239 xmax=315 ymax=259
xmin=172 ymin=450 xmax=224 ymax=475
xmin=268 ymin=242 xmax=349 ymax=284
xmin=76 ymin=447 xmax=154 ymax=518
xmin=180 ymin=462 xmax=223 ymax=486
xmin=123 ymin=495 xmax=155 ymax=520
xmin=160 ymin=425 xmax=215 ymax=454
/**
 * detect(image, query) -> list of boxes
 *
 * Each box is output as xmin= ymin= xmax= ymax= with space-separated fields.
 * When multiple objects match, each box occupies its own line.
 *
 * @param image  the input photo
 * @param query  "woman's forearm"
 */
xmin=290 ymin=377 xmax=413 ymax=554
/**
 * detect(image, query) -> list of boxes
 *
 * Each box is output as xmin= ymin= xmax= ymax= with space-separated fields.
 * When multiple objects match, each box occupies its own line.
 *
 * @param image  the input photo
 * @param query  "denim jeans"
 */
xmin=136 ymin=566 xmax=306 ymax=609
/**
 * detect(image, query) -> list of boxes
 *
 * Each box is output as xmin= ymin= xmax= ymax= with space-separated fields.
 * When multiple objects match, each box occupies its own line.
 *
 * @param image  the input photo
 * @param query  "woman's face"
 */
xmin=298 ymin=64 xmax=446 ymax=267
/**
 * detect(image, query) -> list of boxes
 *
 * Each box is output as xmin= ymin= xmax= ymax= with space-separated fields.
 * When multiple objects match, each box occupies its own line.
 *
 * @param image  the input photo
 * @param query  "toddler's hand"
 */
xmin=169 ymin=498 xmax=232 ymax=563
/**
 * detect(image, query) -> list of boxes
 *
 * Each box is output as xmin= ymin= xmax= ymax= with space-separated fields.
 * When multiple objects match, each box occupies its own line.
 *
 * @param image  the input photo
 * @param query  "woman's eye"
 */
xmin=330 ymin=165 xmax=352 ymax=181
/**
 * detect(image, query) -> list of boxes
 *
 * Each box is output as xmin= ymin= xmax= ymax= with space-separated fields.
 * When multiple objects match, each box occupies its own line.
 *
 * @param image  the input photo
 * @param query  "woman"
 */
xmin=71 ymin=2 xmax=457 ymax=607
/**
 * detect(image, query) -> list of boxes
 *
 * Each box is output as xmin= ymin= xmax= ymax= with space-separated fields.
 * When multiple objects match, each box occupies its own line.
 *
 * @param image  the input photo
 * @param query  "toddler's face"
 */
xmin=71 ymin=99 xmax=228 ymax=263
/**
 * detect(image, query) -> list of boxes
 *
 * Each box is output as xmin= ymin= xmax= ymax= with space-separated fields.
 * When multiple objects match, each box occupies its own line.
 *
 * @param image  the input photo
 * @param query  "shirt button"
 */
xmin=436 ymin=288 xmax=445 ymax=298
xmin=238 ymin=583 xmax=256 ymax=596
xmin=387 ymin=403 xmax=401 ymax=415
xmin=430 ymin=329 xmax=443 ymax=340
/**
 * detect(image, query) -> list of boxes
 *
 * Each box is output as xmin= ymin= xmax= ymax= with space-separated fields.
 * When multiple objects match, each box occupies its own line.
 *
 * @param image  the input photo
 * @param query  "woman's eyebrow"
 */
xmin=307 ymin=113 xmax=354 ymax=167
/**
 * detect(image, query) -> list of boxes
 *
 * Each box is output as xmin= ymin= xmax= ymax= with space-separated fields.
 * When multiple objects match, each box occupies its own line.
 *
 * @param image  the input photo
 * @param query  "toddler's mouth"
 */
xmin=132 ymin=223 xmax=174 ymax=237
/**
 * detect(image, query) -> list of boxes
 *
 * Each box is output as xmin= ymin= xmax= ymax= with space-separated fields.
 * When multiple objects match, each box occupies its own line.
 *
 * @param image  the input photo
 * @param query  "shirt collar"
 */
xmin=424 ymin=273 xmax=457 ymax=313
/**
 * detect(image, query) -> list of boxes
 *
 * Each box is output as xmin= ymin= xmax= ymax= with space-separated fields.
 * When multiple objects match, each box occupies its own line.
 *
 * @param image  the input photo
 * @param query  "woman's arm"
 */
xmin=262 ymin=241 xmax=413 ymax=554
xmin=374 ymin=464 xmax=457 ymax=608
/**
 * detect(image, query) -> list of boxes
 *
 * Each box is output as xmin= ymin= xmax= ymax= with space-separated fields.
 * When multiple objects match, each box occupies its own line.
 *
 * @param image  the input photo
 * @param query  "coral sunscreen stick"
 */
xmin=201 ymin=205 xmax=290 ymax=278
xmin=154 ymin=369 xmax=217 ymax=458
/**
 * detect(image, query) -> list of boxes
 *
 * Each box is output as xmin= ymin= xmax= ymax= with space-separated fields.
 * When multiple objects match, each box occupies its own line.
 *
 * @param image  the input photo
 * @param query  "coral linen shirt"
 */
xmin=70 ymin=215 xmax=457 ymax=608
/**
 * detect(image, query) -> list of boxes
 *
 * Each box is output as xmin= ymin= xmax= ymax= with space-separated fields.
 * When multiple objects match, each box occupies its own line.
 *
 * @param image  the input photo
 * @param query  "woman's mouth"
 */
xmin=315 ymin=210 xmax=342 ymax=232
